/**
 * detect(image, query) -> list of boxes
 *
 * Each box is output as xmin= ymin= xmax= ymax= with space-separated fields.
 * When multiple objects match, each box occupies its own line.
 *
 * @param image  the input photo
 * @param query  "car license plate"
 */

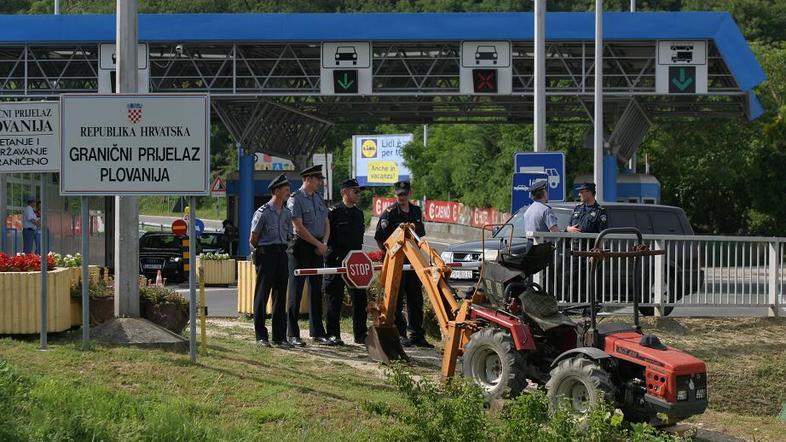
xmin=143 ymin=263 xmax=163 ymax=270
xmin=451 ymin=270 xmax=474 ymax=280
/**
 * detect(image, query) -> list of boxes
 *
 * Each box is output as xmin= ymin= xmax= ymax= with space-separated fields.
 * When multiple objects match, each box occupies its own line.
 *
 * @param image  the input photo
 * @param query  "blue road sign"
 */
xmin=511 ymin=172 xmax=548 ymax=214
xmin=195 ymin=218 xmax=205 ymax=237
xmin=514 ymin=152 xmax=566 ymax=202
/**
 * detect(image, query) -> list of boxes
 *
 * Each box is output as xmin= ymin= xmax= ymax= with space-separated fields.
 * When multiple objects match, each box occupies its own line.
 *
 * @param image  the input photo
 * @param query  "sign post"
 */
xmin=655 ymin=41 xmax=708 ymax=94
xmin=60 ymin=92 xmax=209 ymax=356
xmin=320 ymin=42 xmax=372 ymax=95
xmin=514 ymin=152 xmax=566 ymax=202
xmin=342 ymin=251 xmax=375 ymax=289
xmin=351 ymin=134 xmax=413 ymax=187
xmin=0 ymin=100 xmax=60 ymax=350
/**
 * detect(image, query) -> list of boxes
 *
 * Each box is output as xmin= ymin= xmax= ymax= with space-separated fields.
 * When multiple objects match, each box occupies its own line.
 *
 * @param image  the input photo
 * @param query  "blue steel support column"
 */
xmin=238 ymin=145 xmax=255 ymax=257
xmin=603 ymin=153 xmax=617 ymax=203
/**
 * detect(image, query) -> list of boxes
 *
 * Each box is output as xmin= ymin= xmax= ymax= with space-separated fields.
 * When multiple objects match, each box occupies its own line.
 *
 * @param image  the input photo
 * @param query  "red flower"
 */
xmin=0 ymin=253 xmax=57 ymax=272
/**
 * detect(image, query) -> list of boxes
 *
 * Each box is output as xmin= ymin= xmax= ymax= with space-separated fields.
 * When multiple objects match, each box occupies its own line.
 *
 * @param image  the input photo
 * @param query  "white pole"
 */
xmin=630 ymin=0 xmax=636 ymax=12
xmin=594 ymin=0 xmax=605 ymax=203
xmin=39 ymin=174 xmax=48 ymax=350
xmin=0 ymin=174 xmax=6 ymax=253
xmin=54 ymin=0 xmax=60 ymax=15
xmin=423 ymin=124 xmax=428 ymax=148
xmin=81 ymin=196 xmax=90 ymax=349
xmin=534 ymin=0 xmax=546 ymax=152
xmin=188 ymin=198 xmax=197 ymax=362
xmin=114 ymin=0 xmax=140 ymax=317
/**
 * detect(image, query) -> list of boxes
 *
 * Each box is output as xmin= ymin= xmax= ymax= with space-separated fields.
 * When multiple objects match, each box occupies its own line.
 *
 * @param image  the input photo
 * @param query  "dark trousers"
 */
xmin=253 ymin=245 xmax=288 ymax=342
xmin=324 ymin=255 xmax=368 ymax=339
xmin=287 ymin=240 xmax=326 ymax=339
xmin=395 ymin=272 xmax=425 ymax=339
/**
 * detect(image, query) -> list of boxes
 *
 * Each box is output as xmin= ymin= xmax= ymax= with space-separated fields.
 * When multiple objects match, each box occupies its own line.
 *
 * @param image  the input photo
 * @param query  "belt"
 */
xmin=23 ymin=227 xmax=35 ymax=231
xmin=259 ymin=244 xmax=287 ymax=251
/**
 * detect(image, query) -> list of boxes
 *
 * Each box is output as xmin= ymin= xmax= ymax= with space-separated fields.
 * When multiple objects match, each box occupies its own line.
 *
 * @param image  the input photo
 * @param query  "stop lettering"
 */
xmin=342 ymin=251 xmax=375 ymax=288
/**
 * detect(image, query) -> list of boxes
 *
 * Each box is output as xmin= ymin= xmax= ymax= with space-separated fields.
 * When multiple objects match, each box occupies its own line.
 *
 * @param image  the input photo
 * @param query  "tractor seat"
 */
xmin=497 ymin=243 xmax=554 ymax=276
xmin=520 ymin=290 xmax=575 ymax=331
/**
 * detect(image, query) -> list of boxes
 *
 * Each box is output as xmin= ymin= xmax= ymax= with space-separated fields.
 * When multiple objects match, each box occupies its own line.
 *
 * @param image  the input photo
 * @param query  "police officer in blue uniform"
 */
xmin=566 ymin=182 xmax=608 ymax=302
xmin=522 ymin=179 xmax=560 ymax=234
xmin=287 ymin=164 xmax=331 ymax=347
xmin=323 ymin=178 xmax=368 ymax=346
xmin=374 ymin=181 xmax=434 ymax=348
xmin=249 ymin=173 xmax=292 ymax=348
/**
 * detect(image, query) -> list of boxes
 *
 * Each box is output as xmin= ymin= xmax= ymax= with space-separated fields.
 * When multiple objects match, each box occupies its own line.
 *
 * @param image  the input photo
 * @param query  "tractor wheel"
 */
xmin=461 ymin=327 xmax=528 ymax=400
xmin=546 ymin=357 xmax=615 ymax=414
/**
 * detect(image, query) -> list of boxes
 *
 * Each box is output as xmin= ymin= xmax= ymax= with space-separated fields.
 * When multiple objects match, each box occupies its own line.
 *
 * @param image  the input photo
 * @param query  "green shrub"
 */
xmin=140 ymin=285 xmax=187 ymax=306
xmin=384 ymin=364 xmax=691 ymax=442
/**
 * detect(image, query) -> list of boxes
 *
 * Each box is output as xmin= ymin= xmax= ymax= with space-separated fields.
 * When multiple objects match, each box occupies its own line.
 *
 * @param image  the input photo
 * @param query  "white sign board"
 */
xmin=352 ymin=134 xmax=412 ymax=187
xmin=0 ymin=101 xmax=60 ymax=173
xmin=460 ymin=41 xmax=512 ymax=95
xmin=60 ymin=94 xmax=210 ymax=196
xmin=99 ymin=43 xmax=149 ymax=70
xmin=320 ymin=42 xmax=372 ymax=95
xmin=656 ymin=40 xmax=708 ymax=94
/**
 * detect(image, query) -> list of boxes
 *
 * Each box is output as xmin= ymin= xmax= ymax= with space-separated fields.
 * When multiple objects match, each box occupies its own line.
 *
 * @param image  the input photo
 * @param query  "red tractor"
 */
xmin=462 ymin=227 xmax=707 ymax=424
xmin=367 ymin=225 xmax=707 ymax=425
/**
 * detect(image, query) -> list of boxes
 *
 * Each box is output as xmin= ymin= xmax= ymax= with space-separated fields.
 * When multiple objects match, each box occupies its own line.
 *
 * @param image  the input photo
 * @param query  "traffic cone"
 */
xmin=155 ymin=270 xmax=164 ymax=287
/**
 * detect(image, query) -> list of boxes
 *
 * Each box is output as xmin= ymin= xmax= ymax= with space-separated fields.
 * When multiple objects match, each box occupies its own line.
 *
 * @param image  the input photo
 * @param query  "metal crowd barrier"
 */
xmin=530 ymin=232 xmax=785 ymax=317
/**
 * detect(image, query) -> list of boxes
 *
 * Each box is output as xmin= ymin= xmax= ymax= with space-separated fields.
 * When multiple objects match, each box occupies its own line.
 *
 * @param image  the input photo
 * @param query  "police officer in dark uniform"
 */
xmin=287 ymin=164 xmax=331 ymax=347
xmin=249 ymin=173 xmax=292 ymax=348
xmin=567 ymin=182 xmax=608 ymax=235
xmin=374 ymin=181 xmax=434 ymax=348
xmin=566 ymin=182 xmax=608 ymax=302
xmin=323 ymin=178 xmax=367 ymax=346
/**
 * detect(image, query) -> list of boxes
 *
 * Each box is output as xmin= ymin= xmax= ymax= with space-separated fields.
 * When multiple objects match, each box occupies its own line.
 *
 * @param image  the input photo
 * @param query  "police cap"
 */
xmin=393 ymin=181 xmax=411 ymax=195
xmin=528 ymin=179 xmax=548 ymax=194
xmin=300 ymin=164 xmax=325 ymax=178
xmin=576 ymin=182 xmax=596 ymax=193
xmin=341 ymin=178 xmax=360 ymax=189
xmin=268 ymin=173 xmax=290 ymax=190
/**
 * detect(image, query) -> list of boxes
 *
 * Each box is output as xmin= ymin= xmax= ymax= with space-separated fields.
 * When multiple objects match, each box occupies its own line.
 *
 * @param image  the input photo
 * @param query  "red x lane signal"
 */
xmin=473 ymin=69 xmax=497 ymax=93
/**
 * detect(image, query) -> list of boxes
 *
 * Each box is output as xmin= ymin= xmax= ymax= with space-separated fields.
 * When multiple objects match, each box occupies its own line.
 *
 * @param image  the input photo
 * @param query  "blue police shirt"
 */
xmin=250 ymin=202 xmax=291 ymax=246
xmin=522 ymin=201 xmax=558 ymax=233
xmin=287 ymin=187 xmax=328 ymax=239
xmin=569 ymin=201 xmax=608 ymax=234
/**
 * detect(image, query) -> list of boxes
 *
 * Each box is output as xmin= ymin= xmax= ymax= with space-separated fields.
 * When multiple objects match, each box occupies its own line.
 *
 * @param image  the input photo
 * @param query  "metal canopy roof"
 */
xmin=0 ymin=12 xmax=767 ymax=160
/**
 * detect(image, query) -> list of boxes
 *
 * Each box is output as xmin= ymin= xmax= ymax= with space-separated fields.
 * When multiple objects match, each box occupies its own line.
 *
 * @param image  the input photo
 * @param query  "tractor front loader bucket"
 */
xmin=365 ymin=325 xmax=409 ymax=363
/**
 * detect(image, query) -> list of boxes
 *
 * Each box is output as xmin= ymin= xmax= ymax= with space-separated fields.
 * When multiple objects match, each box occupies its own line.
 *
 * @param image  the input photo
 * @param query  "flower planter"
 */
xmin=0 ymin=267 xmax=73 ymax=334
xmin=89 ymin=297 xmax=115 ymax=326
xmin=197 ymin=258 xmax=236 ymax=286
xmin=141 ymin=299 xmax=188 ymax=334
xmin=236 ymin=260 xmax=309 ymax=315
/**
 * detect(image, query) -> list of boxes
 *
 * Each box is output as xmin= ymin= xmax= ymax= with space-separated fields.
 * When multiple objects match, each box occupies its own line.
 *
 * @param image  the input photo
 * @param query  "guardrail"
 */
xmin=138 ymin=221 xmax=220 ymax=233
xmin=529 ymin=232 xmax=785 ymax=317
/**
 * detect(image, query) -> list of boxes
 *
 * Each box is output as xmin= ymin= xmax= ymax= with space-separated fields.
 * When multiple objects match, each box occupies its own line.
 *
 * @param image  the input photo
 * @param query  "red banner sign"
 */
xmin=424 ymin=200 xmax=460 ymax=224
xmin=471 ymin=208 xmax=498 ymax=228
xmin=372 ymin=197 xmax=397 ymax=216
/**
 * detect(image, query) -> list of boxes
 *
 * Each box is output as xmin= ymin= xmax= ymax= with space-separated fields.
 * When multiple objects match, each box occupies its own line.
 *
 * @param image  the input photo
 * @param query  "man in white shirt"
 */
xmin=22 ymin=196 xmax=40 ymax=254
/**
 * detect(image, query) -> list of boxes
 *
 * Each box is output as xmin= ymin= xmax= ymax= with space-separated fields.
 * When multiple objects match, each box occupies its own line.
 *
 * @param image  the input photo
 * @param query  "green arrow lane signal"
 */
xmin=671 ymin=67 xmax=694 ymax=91
xmin=333 ymin=69 xmax=358 ymax=94
xmin=337 ymin=72 xmax=354 ymax=90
